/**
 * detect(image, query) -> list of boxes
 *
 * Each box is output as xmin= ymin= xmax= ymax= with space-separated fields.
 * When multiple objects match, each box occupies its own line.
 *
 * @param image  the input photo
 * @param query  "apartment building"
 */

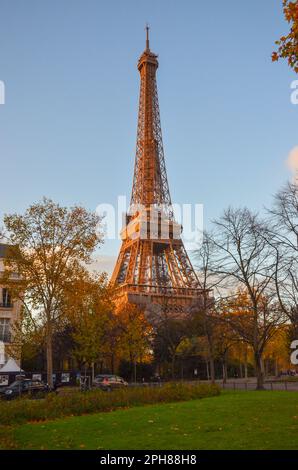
xmin=0 ymin=243 xmax=22 ymax=367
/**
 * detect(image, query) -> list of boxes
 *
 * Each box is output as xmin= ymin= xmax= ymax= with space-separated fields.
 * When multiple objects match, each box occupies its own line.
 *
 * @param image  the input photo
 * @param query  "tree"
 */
xmin=194 ymin=232 xmax=223 ymax=383
xmin=267 ymin=183 xmax=298 ymax=339
xmin=272 ymin=1 xmax=298 ymax=72
xmin=220 ymin=288 xmax=284 ymax=388
xmin=214 ymin=321 xmax=240 ymax=383
xmin=64 ymin=271 xmax=115 ymax=380
xmin=263 ymin=325 xmax=291 ymax=375
xmin=117 ymin=303 xmax=152 ymax=382
xmin=1 ymin=198 xmax=102 ymax=387
xmin=188 ymin=305 xmax=218 ymax=383
xmin=148 ymin=299 xmax=188 ymax=379
xmin=212 ymin=208 xmax=285 ymax=389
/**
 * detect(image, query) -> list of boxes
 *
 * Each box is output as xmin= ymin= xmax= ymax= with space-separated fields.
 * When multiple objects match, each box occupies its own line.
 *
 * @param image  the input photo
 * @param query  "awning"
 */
xmin=0 ymin=358 xmax=24 ymax=373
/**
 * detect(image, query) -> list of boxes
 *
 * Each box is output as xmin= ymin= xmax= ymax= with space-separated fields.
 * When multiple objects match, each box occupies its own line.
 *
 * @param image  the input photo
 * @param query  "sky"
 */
xmin=0 ymin=0 xmax=297 ymax=273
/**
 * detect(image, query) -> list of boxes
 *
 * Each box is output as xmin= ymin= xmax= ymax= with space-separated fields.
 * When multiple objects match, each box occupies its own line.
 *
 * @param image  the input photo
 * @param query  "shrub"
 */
xmin=0 ymin=382 xmax=220 ymax=425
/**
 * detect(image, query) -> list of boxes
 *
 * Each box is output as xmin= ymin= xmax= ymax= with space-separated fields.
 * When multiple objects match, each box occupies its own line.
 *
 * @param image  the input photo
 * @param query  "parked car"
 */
xmin=92 ymin=375 xmax=128 ymax=391
xmin=0 ymin=379 xmax=50 ymax=400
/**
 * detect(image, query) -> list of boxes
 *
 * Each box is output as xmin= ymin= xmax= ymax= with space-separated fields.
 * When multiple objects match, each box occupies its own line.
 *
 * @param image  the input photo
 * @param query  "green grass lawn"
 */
xmin=1 ymin=390 xmax=298 ymax=450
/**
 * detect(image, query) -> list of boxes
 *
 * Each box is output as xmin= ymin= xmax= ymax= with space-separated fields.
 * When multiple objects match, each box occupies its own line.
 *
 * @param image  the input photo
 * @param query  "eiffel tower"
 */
xmin=111 ymin=27 xmax=203 ymax=310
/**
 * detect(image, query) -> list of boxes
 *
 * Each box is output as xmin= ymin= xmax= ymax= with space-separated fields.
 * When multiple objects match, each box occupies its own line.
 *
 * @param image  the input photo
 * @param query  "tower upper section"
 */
xmin=130 ymin=27 xmax=173 ymax=218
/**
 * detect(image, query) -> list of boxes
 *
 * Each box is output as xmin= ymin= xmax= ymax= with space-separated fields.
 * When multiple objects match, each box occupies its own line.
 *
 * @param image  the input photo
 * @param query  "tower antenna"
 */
xmin=145 ymin=23 xmax=150 ymax=50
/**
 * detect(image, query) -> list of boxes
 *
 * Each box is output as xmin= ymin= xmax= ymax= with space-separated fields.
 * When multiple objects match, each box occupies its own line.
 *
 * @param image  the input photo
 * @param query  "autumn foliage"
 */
xmin=272 ymin=1 xmax=298 ymax=72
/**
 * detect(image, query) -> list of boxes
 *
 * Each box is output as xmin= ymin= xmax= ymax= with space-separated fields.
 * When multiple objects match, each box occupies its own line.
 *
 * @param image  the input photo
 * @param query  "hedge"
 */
xmin=0 ymin=382 xmax=220 ymax=425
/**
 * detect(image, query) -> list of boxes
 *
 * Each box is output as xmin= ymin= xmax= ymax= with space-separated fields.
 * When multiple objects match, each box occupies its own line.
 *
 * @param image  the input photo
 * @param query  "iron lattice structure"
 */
xmin=111 ymin=29 xmax=203 ymax=308
xmin=130 ymin=33 xmax=172 ymax=218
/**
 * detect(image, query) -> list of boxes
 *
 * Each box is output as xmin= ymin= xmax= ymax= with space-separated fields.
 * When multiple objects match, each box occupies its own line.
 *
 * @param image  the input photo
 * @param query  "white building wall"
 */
xmin=0 ymin=255 xmax=22 ymax=367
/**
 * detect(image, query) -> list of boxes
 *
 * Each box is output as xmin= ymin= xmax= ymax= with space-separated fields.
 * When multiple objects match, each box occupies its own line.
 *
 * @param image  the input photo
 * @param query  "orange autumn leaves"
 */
xmin=273 ymin=1 xmax=298 ymax=72
xmin=63 ymin=272 xmax=151 ymax=368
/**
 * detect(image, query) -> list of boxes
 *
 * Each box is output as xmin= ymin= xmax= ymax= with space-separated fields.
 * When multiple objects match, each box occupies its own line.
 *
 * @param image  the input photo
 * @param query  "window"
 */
xmin=0 ymin=318 xmax=11 ymax=342
xmin=22 ymin=381 xmax=31 ymax=390
xmin=2 ymin=289 xmax=12 ymax=307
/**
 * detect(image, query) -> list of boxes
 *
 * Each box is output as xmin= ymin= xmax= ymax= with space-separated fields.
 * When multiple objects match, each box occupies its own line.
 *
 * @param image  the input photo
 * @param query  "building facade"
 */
xmin=0 ymin=243 xmax=22 ymax=367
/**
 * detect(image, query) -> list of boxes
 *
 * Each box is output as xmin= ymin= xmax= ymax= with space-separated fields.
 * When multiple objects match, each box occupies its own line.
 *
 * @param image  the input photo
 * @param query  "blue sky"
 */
xmin=0 ymin=0 xmax=297 ymax=268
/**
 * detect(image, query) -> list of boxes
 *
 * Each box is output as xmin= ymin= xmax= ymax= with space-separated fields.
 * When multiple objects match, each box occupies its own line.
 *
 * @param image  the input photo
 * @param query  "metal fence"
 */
xmin=129 ymin=379 xmax=298 ymax=392
xmin=221 ymin=380 xmax=298 ymax=391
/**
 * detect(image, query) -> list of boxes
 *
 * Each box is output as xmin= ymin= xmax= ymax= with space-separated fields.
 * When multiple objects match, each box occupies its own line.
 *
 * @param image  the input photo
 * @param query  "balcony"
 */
xmin=0 ymin=302 xmax=13 ymax=309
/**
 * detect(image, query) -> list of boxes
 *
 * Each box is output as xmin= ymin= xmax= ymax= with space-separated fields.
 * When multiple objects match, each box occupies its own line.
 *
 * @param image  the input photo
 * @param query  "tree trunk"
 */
xmin=264 ymin=359 xmax=269 ymax=378
xmin=261 ymin=358 xmax=265 ymax=376
xmin=46 ymin=320 xmax=53 ymax=388
xmin=130 ymin=353 xmax=134 ymax=382
xmin=254 ymin=351 xmax=265 ymax=390
xmin=222 ymin=351 xmax=228 ymax=384
xmin=275 ymin=358 xmax=279 ymax=377
xmin=209 ymin=355 xmax=215 ymax=384
xmin=244 ymin=360 xmax=248 ymax=379
xmin=111 ymin=353 xmax=114 ymax=374
xmin=134 ymin=359 xmax=137 ymax=383
xmin=239 ymin=362 xmax=243 ymax=379
xmin=206 ymin=360 xmax=210 ymax=381
xmin=171 ymin=354 xmax=176 ymax=380
xmin=84 ymin=363 xmax=87 ymax=389
xmin=222 ymin=362 xmax=226 ymax=384
xmin=206 ymin=332 xmax=215 ymax=383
